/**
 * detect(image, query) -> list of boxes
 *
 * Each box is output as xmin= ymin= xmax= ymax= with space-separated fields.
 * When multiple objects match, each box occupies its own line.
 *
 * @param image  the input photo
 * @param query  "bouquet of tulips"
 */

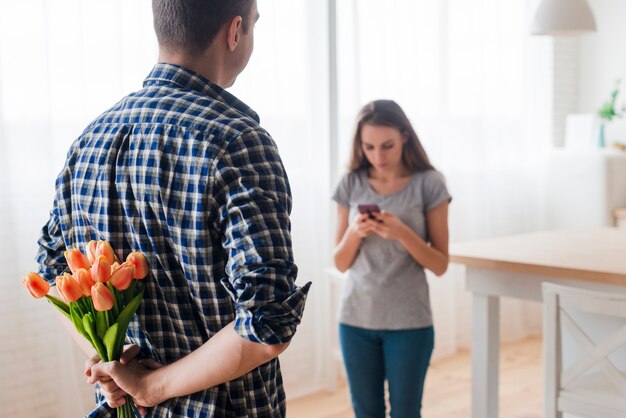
xmin=22 ymin=241 xmax=148 ymax=418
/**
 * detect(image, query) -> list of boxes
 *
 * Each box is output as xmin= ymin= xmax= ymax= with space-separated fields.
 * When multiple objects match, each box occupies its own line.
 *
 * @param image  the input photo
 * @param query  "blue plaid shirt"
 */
xmin=36 ymin=63 xmax=311 ymax=417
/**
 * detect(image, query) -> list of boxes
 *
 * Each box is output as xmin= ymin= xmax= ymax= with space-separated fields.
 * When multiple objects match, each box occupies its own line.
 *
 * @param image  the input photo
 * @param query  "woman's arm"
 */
xmin=333 ymin=204 xmax=375 ymax=272
xmin=373 ymin=201 xmax=449 ymax=276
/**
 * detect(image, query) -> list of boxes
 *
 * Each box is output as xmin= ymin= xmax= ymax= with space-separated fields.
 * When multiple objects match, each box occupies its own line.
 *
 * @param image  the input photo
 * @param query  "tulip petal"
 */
xmin=126 ymin=252 xmax=149 ymax=279
xmin=64 ymin=249 xmax=91 ymax=274
xmin=91 ymin=256 xmax=111 ymax=283
xmin=22 ymin=272 xmax=50 ymax=298
xmin=74 ymin=268 xmax=95 ymax=296
xmin=109 ymin=263 xmax=135 ymax=291
xmin=86 ymin=240 xmax=98 ymax=265
xmin=96 ymin=241 xmax=116 ymax=264
xmin=91 ymin=282 xmax=114 ymax=312
xmin=56 ymin=273 xmax=83 ymax=302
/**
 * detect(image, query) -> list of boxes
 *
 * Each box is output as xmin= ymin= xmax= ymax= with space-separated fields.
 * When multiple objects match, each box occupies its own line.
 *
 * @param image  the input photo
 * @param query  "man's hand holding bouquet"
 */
xmin=22 ymin=241 xmax=149 ymax=418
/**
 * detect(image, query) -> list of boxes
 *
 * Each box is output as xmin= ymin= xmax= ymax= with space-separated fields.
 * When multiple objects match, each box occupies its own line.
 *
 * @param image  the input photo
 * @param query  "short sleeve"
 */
xmin=422 ymin=170 xmax=452 ymax=212
xmin=332 ymin=173 xmax=352 ymax=208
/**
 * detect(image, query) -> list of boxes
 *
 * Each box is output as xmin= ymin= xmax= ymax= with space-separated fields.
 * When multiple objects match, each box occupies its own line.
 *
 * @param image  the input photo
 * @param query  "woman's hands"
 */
xmin=370 ymin=210 xmax=410 ymax=241
xmin=337 ymin=202 xmax=450 ymax=276
xmin=348 ymin=210 xmax=410 ymax=241
xmin=348 ymin=213 xmax=378 ymax=239
xmin=334 ymin=206 xmax=410 ymax=272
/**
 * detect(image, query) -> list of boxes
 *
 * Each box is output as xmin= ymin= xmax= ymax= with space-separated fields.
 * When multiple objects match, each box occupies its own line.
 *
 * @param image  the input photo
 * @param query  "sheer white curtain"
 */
xmin=335 ymin=0 xmax=553 ymax=359
xmin=229 ymin=1 xmax=332 ymax=398
xmin=0 ymin=2 xmax=157 ymax=416
xmin=0 ymin=1 xmax=331 ymax=416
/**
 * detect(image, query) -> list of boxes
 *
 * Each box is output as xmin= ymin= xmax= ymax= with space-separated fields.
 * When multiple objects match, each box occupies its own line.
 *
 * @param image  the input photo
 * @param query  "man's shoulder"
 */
xmin=82 ymin=86 xmax=263 ymax=141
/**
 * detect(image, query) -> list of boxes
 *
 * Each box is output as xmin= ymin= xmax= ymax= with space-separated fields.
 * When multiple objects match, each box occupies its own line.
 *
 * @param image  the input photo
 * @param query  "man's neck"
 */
xmin=158 ymin=48 xmax=230 ymax=88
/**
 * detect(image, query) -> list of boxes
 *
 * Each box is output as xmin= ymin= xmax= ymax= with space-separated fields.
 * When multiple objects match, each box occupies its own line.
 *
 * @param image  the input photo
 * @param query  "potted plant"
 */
xmin=597 ymin=79 xmax=625 ymax=147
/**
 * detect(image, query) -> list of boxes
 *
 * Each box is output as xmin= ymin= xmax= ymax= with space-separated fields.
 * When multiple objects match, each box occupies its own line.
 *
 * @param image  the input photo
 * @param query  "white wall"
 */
xmin=578 ymin=0 xmax=626 ymax=144
xmin=553 ymin=38 xmax=580 ymax=147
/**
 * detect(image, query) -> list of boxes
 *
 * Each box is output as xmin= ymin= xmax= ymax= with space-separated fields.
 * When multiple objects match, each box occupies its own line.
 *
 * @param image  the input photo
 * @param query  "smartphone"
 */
xmin=357 ymin=204 xmax=381 ymax=220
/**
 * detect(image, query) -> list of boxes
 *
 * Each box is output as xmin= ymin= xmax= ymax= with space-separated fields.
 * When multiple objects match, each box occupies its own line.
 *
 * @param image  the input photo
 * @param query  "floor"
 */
xmin=286 ymin=336 xmax=543 ymax=418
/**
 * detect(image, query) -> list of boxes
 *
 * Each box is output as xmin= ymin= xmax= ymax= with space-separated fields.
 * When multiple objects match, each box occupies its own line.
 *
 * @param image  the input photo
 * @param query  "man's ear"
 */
xmin=227 ymin=16 xmax=243 ymax=51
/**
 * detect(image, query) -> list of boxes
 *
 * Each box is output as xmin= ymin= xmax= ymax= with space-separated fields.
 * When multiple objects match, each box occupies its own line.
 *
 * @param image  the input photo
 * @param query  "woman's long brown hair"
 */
xmin=348 ymin=100 xmax=434 ymax=173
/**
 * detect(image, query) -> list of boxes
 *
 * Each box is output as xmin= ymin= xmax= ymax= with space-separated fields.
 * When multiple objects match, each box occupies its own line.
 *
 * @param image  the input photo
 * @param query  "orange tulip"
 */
xmin=56 ymin=273 xmax=83 ymax=302
xmin=86 ymin=240 xmax=98 ymax=265
xmin=91 ymin=282 xmax=114 ymax=311
xmin=74 ymin=268 xmax=95 ymax=296
xmin=22 ymin=272 xmax=50 ymax=298
xmin=64 ymin=248 xmax=91 ymax=274
xmin=109 ymin=263 xmax=135 ymax=291
xmin=91 ymin=255 xmax=111 ymax=283
xmin=96 ymin=241 xmax=116 ymax=264
xmin=126 ymin=252 xmax=149 ymax=279
xmin=110 ymin=261 xmax=121 ymax=274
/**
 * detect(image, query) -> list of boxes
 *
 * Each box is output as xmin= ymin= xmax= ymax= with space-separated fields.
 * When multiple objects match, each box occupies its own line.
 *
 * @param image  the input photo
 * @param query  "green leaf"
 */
xmin=114 ymin=288 xmax=144 ymax=357
xmin=127 ymin=280 xmax=137 ymax=300
xmin=70 ymin=304 xmax=90 ymax=341
xmin=95 ymin=310 xmax=108 ymax=340
xmin=103 ymin=323 xmax=120 ymax=362
xmin=83 ymin=313 xmax=108 ymax=362
xmin=45 ymin=295 xmax=71 ymax=319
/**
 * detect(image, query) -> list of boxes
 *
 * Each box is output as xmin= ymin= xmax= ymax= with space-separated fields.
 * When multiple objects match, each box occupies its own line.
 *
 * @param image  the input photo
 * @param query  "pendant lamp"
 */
xmin=530 ymin=0 xmax=597 ymax=36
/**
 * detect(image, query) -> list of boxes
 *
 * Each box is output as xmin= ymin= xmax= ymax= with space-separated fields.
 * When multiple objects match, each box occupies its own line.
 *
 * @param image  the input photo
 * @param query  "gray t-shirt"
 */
xmin=332 ymin=169 xmax=452 ymax=330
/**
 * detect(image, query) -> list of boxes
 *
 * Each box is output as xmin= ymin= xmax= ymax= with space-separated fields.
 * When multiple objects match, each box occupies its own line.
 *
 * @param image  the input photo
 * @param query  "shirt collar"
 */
xmin=143 ymin=62 xmax=260 ymax=123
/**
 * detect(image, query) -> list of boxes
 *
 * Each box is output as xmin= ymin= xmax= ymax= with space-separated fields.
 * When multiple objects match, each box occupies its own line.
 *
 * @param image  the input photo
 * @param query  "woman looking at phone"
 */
xmin=332 ymin=99 xmax=451 ymax=418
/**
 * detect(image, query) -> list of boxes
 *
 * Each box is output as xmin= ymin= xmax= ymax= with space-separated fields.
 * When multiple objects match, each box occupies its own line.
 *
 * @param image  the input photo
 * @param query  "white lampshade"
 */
xmin=530 ymin=0 xmax=597 ymax=36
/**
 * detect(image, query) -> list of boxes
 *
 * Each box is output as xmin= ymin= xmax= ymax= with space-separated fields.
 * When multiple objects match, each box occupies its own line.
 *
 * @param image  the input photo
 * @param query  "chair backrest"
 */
xmin=543 ymin=282 xmax=626 ymax=410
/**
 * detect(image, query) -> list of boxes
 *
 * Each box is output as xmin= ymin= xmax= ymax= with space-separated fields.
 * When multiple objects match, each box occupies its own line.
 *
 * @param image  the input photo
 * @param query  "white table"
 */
xmin=450 ymin=228 xmax=626 ymax=418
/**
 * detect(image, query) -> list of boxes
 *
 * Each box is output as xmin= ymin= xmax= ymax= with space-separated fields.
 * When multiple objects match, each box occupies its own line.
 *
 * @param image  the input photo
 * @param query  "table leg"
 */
xmin=472 ymin=293 xmax=500 ymax=418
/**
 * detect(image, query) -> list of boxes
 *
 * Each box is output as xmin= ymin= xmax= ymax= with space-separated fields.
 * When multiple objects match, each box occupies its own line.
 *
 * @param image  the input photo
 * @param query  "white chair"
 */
xmin=543 ymin=282 xmax=626 ymax=418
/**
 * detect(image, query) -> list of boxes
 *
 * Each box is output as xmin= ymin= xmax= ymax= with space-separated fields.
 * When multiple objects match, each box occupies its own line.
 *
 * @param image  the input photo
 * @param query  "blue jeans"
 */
xmin=339 ymin=324 xmax=434 ymax=418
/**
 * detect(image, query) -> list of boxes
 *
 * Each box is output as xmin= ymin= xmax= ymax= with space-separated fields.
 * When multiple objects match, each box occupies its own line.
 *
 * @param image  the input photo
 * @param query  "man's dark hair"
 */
xmin=152 ymin=0 xmax=254 ymax=56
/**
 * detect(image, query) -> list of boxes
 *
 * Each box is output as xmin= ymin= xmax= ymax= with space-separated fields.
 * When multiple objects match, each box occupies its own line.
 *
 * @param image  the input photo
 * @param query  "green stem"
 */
xmin=116 ymin=402 xmax=127 ymax=418
xmin=108 ymin=282 xmax=121 ymax=318
xmin=88 ymin=296 xmax=96 ymax=318
xmin=118 ymin=397 xmax=138 ymax=418
xmin=78 ymin=298 xmax=88 ymax=316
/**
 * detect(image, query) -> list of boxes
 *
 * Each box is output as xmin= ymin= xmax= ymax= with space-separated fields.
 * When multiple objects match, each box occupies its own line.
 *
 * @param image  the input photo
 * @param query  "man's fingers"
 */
xmin=88 ymin=361 xmax=118 ymax=385
xmin=138 ymin=358 xmax=163 ymax=370
xmin=107 ymin=387 xmax=128 ymax=402
xmin=120 ymin=344 xmax=141 ymax=365
xmin=97 ymin=378 xmax=121 ymax=393
xmin=106 ymin=394 xmax=127 ymax=409
xmin=84 ymin=355 xmax=101 ymax=376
